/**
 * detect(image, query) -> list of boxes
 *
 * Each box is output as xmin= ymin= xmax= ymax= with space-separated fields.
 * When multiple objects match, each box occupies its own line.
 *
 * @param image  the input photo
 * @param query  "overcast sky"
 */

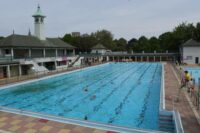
xmin=0 ymin=0 xmax=200 ymax=40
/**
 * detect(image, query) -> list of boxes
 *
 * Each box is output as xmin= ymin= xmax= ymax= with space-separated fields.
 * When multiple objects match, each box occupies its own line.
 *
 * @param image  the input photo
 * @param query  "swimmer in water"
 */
xmin=90 ymin=95 xmax=96 ymax=100
xmin=83 ymin=86 xmax=89 ymax=92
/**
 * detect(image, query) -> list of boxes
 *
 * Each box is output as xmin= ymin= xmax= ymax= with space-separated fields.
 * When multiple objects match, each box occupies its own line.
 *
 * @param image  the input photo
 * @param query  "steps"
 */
xmin=159 ymin=114 xmax=175 ymax=133
xmin=20 ymin=60 xmax=49 ymax=73
xmin=68 ymin=56 xmax=80 ymax=67
xmin=31 ymin=61 xmax=49 ymax=72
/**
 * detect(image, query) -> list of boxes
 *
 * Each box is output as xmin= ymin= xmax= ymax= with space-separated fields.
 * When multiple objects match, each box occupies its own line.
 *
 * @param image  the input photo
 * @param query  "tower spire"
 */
xmin=37 ymin=4 xmax=40 ymax=12
xmin=32 ymin=5 xmax=46 ymax=40
xmin=28 ymin=28 xmax=31 ymax=36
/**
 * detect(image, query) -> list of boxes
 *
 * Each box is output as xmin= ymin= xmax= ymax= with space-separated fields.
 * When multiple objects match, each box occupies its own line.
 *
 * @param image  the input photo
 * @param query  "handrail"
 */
xmin=173 ymin=110 xmax=184 ymax=133
xmin=0 ymin=62 xmax=107 ymax=86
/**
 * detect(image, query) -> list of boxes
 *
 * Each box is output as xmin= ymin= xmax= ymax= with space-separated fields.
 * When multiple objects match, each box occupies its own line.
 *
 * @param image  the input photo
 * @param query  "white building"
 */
xmin=91 ymin=43 xmax=112 ymax=55
xmin=0 ymin=5 xmax=77 ymax=79
xmin=181 ymin=39 xmax=200 ymax=64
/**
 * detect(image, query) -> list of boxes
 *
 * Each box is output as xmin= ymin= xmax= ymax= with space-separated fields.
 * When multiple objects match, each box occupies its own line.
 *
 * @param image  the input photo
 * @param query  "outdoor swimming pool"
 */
xmin=0 ymin=63 xmax=162 ymax=130
xmin=185 ymin=68 xmax=200 ymax=86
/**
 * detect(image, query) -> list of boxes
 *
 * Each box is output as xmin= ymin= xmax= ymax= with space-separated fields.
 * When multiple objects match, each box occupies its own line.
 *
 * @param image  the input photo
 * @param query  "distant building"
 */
xmin=91 ymin=43 xmax=112 ymax=55
xmin=71 ymin=32 xmax=81 ymax=37
xmin=82 ymin=33 xmax=89 ymax=37
xmin=181 ymin=39 xmax=200 ymax=64
xmin=0 ymin=5 xmax=76 ymax=79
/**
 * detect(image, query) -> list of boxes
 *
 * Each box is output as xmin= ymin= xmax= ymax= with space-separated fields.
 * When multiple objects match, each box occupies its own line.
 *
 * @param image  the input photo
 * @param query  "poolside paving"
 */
xmin=164 ymin=63 xmax=200 ymax=133
xmin=0 ymin=111 xmax=113 ymax=133
xmin=0 ymin=62 xmax=200 ymax=133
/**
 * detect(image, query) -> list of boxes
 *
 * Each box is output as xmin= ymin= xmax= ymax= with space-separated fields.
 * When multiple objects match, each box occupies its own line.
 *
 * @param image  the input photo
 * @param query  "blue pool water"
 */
xmin=185 ymin=68 xmax=200 ymax=86
xmin=0 ymin=63 xmax=162 ymax=130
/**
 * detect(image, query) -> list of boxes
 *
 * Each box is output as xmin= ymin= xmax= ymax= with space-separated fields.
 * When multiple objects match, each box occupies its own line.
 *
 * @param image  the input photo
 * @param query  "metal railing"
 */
xmin=0 ymin=62 xmax=106 ymax=86
xmin=172 ymin=63 xmax=200 ymax=110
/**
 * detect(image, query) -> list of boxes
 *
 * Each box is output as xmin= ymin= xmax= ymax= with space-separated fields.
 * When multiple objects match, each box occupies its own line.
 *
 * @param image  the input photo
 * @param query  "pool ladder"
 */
xmin=159 ymin=114 xmax=175 ymax=133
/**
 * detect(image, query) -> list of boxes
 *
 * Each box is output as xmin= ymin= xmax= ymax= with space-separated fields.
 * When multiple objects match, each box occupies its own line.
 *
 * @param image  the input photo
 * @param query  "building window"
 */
xmin=35 ymin=18 xmax=39 ymax=23
xmin=5 ymin=49 xmax=11 ymax=54
xmin=186 ymin=56 xmax=192 ymax=60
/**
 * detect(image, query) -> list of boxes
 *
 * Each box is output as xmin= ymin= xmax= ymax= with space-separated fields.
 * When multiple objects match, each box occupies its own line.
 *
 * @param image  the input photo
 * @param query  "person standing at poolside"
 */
xmin=176 ymin=71 xmax=191 ymax=102
xmin=184 ymin=71 xmax=191 ymax=89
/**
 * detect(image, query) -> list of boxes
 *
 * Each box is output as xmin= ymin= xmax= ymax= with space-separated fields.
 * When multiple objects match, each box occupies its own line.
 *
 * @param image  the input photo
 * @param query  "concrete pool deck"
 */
xmin=0 ymin=63 xmax=199 ymax=133
xmin=165 ymin=63 xmax=200 ymax=133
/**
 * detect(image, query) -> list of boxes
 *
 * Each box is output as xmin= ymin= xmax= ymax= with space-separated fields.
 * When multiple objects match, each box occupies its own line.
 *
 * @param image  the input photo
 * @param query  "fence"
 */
xmin=0 ymin=62 xmax=105 ymax=86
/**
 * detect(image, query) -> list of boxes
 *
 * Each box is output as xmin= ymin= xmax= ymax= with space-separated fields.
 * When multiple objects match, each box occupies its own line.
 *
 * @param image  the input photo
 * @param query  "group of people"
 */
xmin=182 ymin=70 xmax=194 ymax=92
xmin=176 ymin=70 xmax=194 ymax=102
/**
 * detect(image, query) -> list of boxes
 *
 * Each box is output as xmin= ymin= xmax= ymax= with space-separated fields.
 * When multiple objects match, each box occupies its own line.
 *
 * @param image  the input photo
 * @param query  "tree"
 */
xmin=113 ymin=38 xmax=127 ymax=51
xmin=91 ymin=30 xmax=114 ymax=50
xmin=159 ymin=32 xmax=175 ymax=52
xmin=62 ymin=34 xmax=73 ymax=44
xmin=0 ymin=36 xmax=4 ymax=40
xmin=61 ymin=21 xmax=200 ymax=53
xmin=194 ymin=23 xmax=200 ymax=41
xmin=127 ymin=38 xmax=138 ymax=53
xmin=138 ymin=36 xmax=149 ymax=52
xmin=148 ymin=37 xmax=160 ymax=52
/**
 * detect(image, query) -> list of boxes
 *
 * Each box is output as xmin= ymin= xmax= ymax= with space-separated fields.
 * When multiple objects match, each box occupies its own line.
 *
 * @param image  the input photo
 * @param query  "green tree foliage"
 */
xmin=91 ymin=30 xmax=115 ymax=50
xmin=0 ymin=36 xmax=4 ymax=40
xmin=62 ymin=22 xmax=200 ymax=53
xmin=113 ymin=38 xmax=127 ymax=51
xmin=127 ymin=38 xmax=138 ymax=52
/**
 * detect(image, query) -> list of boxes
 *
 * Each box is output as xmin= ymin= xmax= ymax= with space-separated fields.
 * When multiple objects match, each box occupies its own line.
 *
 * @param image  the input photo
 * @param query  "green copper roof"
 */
xmin=32 ymin=5 xmax=45 ymax=17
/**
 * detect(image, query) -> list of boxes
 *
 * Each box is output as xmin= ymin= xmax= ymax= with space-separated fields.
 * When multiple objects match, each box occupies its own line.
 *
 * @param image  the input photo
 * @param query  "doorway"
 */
xmin=195 ymin=57 xmax=199 ymax=64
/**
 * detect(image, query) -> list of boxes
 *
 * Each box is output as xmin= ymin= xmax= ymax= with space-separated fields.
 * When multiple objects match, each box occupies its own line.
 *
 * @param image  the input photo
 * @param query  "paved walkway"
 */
xmin=164 ymin=63 xmax=200 ymax=133
xmin=0 ymin=111 xmax=112 ymax=133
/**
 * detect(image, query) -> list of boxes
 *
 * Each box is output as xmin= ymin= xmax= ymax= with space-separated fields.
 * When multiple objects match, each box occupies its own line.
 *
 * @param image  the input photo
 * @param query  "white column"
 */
xmin=55 ymin=61 xmax=57 ymax=70
xmin=147 ymin=56 xmax=149 ymax=62
xmin=154 ymin=56 xmax=156 ymax=62
xmin=135 ymin=56 xmax=137 ymax=62
xmin=18 ymin=65 xmax=22 ymax=76
xmin=73 ymin=49 xmax=75 ymax=55
xmin=7 ymin=65 xmax=10 ymax=78
xmin=64 ymin=49 xmax=67 ymax=56
xmin=106 ymin=56 xmax=109 ymax=61
xmin=141 ymin=56 xmax=143 ymax=62
xmin=11 ymin=48 xmax=14 ymax=60
xmin=160 ymin=56 xmax=162 ymax=62
xmin=43 ymin=49 xmax=46 ymax=58
xmin=29 ymin=49 xmax=31 ymax=58
xmin=55 ymin=49 xmax=58 ymax=57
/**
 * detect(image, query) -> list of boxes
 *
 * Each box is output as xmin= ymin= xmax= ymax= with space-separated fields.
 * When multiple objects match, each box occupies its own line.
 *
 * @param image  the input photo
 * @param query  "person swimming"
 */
xmin=83 ymin=86 xmax=89 ymax=92
xmin=90 ymin=95 xmax=96 ymax=100
xmin=84 ymin=116 xmax=88 ymax=120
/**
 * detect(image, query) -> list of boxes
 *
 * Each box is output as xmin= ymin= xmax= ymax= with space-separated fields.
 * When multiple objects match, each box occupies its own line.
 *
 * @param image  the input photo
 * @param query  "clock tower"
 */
xmin=32 ymin=5 xmax=46 ymax=40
